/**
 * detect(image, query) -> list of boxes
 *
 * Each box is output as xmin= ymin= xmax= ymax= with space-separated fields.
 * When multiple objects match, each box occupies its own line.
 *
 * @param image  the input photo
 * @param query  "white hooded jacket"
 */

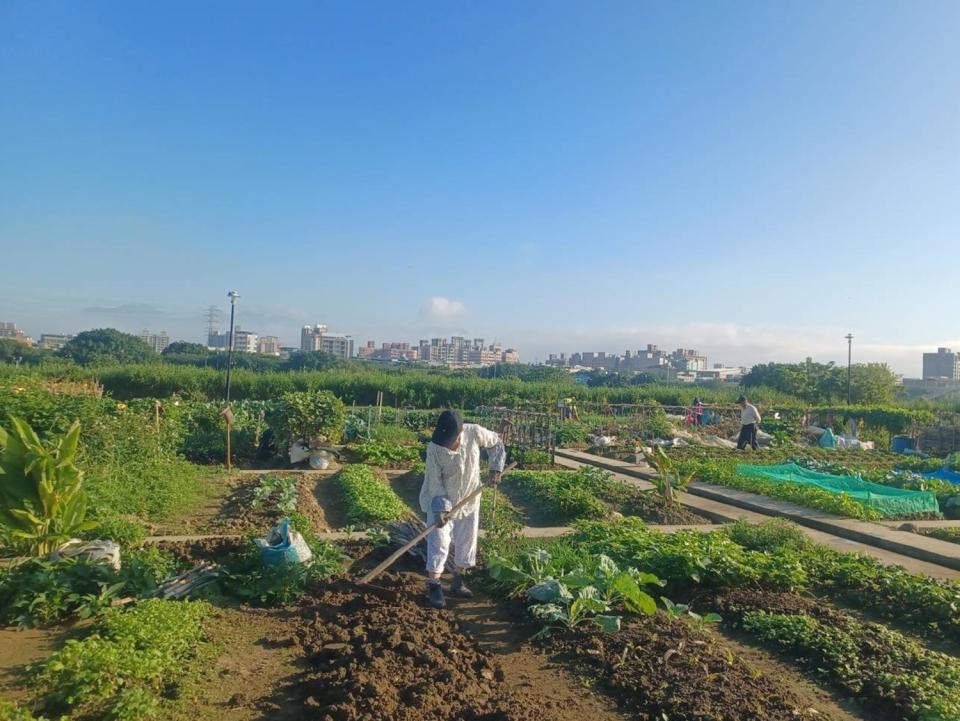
xmin=419 ymin=423 xmax=505 ymax=520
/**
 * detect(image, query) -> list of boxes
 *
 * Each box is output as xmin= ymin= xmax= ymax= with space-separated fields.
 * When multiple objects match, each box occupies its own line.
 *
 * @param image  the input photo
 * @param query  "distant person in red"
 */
xmin=692 ymin=396 xmax=704 ymax=427
xmin=736 ymin=395 xmax=761 ymax=450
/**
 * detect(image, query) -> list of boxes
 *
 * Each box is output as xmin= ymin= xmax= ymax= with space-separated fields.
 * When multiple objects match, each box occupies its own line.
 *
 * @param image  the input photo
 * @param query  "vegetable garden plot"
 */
xmin=291 ymin=575 xmax=621 ymax=721
xmin=501 ymin=468 xmax=709 ymax=526
xmin=715 ymin=589 xmax=960 ymax=721
xmin=737 ymin=463 xmax=940 ymax=517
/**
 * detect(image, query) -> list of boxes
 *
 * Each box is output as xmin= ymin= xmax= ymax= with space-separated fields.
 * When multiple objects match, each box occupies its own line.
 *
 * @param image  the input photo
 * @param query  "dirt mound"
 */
xmin=294 ymin=576 xmax=543 ymax=721
xmin=549 ymin=612 xmax=835 ymax=721
xmin=713 ymin=589 xmax=852 ymax=629
xmin=155 ymin=537 xmax=246 ymax=566
xmin=619 ymin=491 xmax=708 ymax=524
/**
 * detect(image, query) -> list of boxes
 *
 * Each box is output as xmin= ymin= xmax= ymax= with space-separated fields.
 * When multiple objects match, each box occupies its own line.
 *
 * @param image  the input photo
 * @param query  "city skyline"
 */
xmin=2 ymin=309 xmax=957 ymax=379
xmin=2 ymin=3 xmax=959 ymax=377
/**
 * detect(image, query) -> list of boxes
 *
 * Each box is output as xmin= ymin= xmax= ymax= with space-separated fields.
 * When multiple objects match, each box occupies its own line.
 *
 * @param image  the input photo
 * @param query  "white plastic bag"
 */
xmin=52 ymin=539 xmax=122 ymax=571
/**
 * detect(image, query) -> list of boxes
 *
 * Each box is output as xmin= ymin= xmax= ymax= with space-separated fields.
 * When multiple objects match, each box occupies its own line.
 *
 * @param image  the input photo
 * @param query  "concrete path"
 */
xmin=555 ymin=448 xmax=960 ymax=579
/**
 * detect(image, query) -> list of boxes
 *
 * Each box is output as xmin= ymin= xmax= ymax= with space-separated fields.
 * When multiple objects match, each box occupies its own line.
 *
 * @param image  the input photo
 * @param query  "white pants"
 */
xmin=425 ymin=508 xmax=479 ymax=575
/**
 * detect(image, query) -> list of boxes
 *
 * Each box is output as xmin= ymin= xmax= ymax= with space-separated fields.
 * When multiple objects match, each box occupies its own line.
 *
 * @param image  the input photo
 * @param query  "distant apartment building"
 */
xmin=38 ymin=333 xmax=74 ymax=351
xmin=140 ymin=329 xmax=171 ymax=354
xmin=320 ymin=334 xmax=354 ymax=359
xmin=0 ymin=322 xmax=31 ymax=345
xmin=207 ymin=330 xmax=229 ymax=350
xmin=257 ymin=336 xmax=281 ymax=356
xmin=923 ymin=348 xmax=960 ymax=380
xmin=550 ymin=344 xmax=708 ymax=374
xmin=232 ymin=329 xmax=259 ymax=353
xmin=301 ymin=324 xmax=328 ymax=352
xmin=416 ymin=336 xmax=517 ymax=367
xmin=360 ymin=341 xmax=419 ymax=362
xmin=207 ymin=328 xmax=257 ymax=353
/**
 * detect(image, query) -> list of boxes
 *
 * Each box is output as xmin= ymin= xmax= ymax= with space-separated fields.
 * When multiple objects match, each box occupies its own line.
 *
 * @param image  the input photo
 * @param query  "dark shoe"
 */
xmin=427 ymin=582 xmax=446 ymax=609
xmin=451 ymin=574 xmax=474 ymax=598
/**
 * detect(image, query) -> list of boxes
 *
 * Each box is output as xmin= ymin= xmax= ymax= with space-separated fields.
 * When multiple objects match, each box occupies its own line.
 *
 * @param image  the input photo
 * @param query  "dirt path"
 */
xmin=445 ymin=591 xmax=629 ymax=721
xmin=157 ymin=606 xmax=307 ymax=721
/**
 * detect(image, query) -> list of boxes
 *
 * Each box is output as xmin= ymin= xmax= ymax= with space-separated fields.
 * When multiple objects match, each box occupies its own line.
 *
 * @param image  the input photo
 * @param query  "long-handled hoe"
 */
xmin=352 ymin=462 xmax=517 ymax=601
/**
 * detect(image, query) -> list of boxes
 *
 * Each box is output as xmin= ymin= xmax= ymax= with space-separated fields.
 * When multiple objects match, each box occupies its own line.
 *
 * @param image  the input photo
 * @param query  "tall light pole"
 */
xmin=845 ymin=333 xmax=853 ymax=405
xmin=225 ymin=291 xmax=240 ymax=403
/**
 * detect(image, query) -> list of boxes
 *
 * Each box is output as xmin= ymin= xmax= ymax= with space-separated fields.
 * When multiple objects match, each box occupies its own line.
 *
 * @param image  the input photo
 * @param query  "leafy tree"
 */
xmin=283 ymin=350 xmax=341 ymax=372
xmin=162 ymin=341 xmax=209 ymax=356
xmin=742 ymin=360 xmax=900 ymax=405
xmin=59 ymin=329 xmax=156 ymax=366
xmin=0 ymin=339 xmax=57 ymax=366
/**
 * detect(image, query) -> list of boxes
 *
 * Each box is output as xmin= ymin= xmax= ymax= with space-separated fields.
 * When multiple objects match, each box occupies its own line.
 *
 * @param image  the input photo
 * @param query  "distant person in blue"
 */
xmin=736 ymin=395 xmax=761 ymax=450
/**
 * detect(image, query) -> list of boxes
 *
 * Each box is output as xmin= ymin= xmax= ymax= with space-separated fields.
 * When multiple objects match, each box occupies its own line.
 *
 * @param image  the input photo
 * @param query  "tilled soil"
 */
xmin=549 ymin=612 xmax=836 ymax=721
xmin=292 ymin=574 xmax=614 ymax=721
xmin=154 ymin=537 xmax=247 ymax=566
xmin=712 ymin=589 xmax=853 ymax=629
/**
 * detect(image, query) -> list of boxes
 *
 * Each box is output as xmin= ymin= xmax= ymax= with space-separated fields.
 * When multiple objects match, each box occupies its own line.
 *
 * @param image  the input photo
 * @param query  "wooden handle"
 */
xmin=359 ymin=462 xmax=516 ymax=586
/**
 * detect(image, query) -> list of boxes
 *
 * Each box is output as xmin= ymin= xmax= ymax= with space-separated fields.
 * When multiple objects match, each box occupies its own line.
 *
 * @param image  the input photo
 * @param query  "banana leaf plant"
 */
xmin=641 ymin=446 xmax=696 ymax=504
xmin=0 ymin=415 xmax=97 ymax=555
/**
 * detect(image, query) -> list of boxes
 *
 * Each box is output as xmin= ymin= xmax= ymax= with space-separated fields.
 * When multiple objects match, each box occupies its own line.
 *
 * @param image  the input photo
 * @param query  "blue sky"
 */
xmin=1 ymin=1 xmax=958 ymax=374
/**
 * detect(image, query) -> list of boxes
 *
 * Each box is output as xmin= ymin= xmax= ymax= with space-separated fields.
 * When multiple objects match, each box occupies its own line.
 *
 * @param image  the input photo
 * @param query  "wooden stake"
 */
xmin=226 ymin=418 xmax=232 ymax=470
xmin=154 ymin=400 xmax=161 ymax=434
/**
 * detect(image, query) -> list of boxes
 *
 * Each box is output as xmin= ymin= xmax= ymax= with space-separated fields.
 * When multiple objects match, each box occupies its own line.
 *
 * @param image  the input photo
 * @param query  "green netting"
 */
xmin=736 ymin=463 xmax=939 ymax=517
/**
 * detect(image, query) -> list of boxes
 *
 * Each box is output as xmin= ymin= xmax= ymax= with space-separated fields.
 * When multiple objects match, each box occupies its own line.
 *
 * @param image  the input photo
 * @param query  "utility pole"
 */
xmin=845 ymin=333 xmax=853 ymax=405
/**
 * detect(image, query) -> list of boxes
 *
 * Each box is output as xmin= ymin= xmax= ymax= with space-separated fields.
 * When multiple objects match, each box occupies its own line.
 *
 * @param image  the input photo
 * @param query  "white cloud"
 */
xmin=422 ymin=296 xmax=466 ymax=321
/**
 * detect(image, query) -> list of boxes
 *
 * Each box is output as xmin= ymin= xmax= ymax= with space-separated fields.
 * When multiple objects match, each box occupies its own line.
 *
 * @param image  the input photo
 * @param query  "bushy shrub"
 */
xmin=275 ymin=390 xmax=345 ymax=447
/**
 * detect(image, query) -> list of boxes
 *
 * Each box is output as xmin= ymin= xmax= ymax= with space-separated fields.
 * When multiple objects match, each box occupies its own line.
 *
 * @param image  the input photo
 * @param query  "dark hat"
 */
xmin=693 ymin=396 xmax=701 ymax=404
xmin=431 ymin=410 xmax=463 ymax=448
xmin=736 ymin=395 xmax=747 ymax=403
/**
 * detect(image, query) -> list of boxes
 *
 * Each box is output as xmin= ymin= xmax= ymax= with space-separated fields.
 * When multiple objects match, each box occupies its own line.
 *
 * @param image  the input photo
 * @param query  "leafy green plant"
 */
xmin=31 ymin=599 xmax=212 ymax=721
xmin=659 ymin=596 xmax=722 ymax=629
xmin=504 ymin=469 xmax=608 ymax=522
xmin=0 ymin=416 xmax=97 ymax=555
xmin=335 ymin=464 xmax=408 ymax=526
xmin=486 ymin=547 xmax=661 ymax=637
xmin=0 ymin=548 xmax=177 ymax=628
xmin=275 ymin=390 xmax=345 ymax=448
xmin=353 ymin=441 xmax=421 ymax=468
xmin=742 ymin=610 xmax=960 ymax=721
xmin=641 ymin=446 xmax=695 ymax=503
xmin=251 ymin=474 xmax=298 ymax=515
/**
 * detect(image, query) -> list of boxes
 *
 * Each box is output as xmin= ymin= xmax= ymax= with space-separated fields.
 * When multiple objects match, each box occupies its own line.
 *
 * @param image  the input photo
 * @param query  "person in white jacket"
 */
xmin=420 ymin=409 xmax=505 ymax=609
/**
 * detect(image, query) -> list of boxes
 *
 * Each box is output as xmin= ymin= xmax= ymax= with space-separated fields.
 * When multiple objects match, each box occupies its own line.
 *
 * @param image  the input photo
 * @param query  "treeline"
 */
xmin=1 ymin=362 xmax=795 ymax=408
xmin=742 ymin=361 xmax=902 ymax=405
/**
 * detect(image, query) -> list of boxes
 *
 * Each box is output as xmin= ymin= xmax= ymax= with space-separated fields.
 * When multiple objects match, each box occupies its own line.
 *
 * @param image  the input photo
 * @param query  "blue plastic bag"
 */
xmin=255 ymin=517 xmax=313 ymax=567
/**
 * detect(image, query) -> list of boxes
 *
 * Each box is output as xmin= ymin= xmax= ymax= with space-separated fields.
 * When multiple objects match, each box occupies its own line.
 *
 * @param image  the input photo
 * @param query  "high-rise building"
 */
xmin=231 ymin=329 xmax=259 ymax=353
xmin=0 ymin=322 xmax=31 ymax=345
xmin=38 ymin=333 xmax=74 ymax=351
xmin=301 ymin=324 xmax=329 ymax=352
xmin=320 ymin=334 xmax=354 ymax=359
xmin=257 ymin=336 xmax=281 ymax=355
xmin=207 ymin=330 xmax=229 ymax=350
xmin=923 ymin=348 xmax=960 ymax=380
xmin=140 ymin=329 xmax=171 ymax=354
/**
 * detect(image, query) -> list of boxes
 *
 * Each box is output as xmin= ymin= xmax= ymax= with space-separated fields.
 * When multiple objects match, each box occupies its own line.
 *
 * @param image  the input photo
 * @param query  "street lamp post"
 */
xmin=845 ymin=333 xmax=853 ymax=405
xmin=225 ymin=291 xmax=240 ymax=403
xmin=223 ymin=291 xmax=240 ymax=470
